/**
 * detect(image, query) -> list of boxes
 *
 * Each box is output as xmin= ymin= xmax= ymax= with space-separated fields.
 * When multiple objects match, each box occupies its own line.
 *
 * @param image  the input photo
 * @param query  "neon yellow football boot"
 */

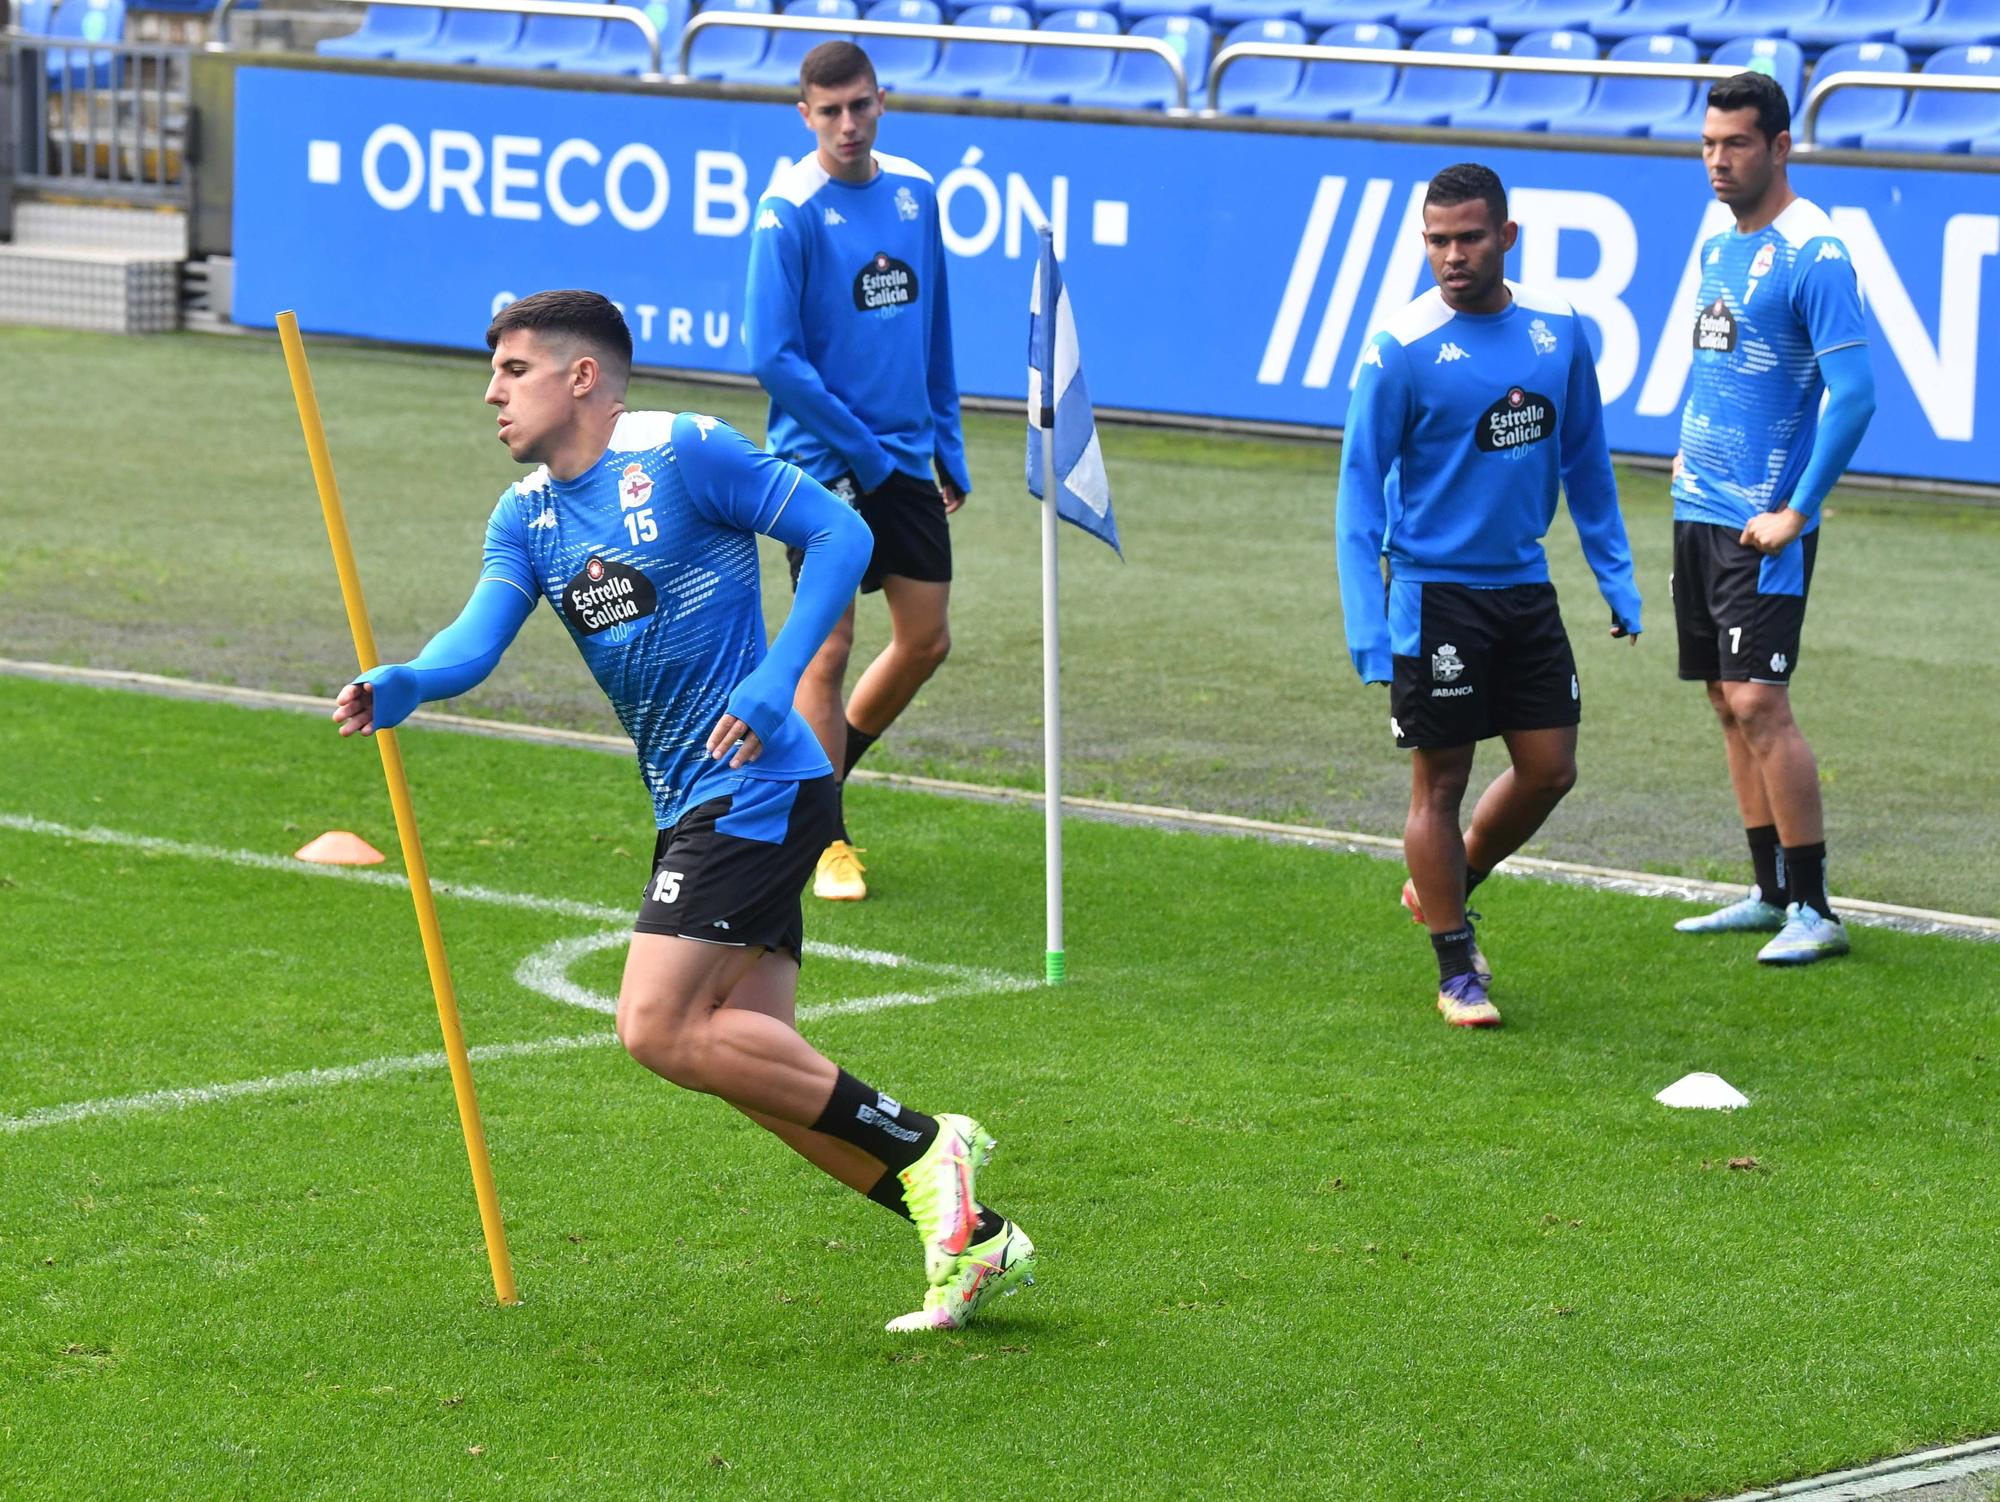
xmin=814 ymin=840 xmax=868 ymax=901
xmin=898 ymin=1112 xmax=995 ymax=1285
xmin=885 ymin=1219 xmax=1038 ymax=1333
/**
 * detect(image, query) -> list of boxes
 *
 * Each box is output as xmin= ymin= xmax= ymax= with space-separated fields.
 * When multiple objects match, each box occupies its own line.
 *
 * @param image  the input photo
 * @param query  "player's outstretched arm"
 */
xmin=1335 ymin=337 xmax=1405 ymax=685
xmin=332 ymin=577 xmax=536 ymax=736
xmin=1558 ymin=330 xmax=1643 ymax=639
xmin=744 ymin=199 xmax=899 ymax=493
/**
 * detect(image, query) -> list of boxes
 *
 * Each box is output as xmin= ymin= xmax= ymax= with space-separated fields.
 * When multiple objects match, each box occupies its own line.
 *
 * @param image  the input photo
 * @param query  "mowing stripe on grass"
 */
xmin=0 ymin=1033 xmax=616 ymax=1134
xmin=7 ymin=658 xmax=1996 ymax=942
xmin=0 ymin=811 xmax=1037 ymax=999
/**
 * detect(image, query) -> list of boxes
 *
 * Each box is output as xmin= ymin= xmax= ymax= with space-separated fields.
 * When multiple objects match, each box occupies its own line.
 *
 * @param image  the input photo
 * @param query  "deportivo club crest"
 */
xmin=1529 ymin=318 xmax=1557 ymax=355
xmin=620 ymin=462 xmax=653 ymax=509
xmin=1432 ymin=643 xmax=1466 ymax=683
xmin=895 ymin=185 xmax=919 ymax=221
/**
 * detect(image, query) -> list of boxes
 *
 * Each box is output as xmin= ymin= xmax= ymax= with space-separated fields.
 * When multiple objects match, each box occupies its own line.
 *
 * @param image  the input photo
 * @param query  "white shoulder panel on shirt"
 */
xmin=514 ymin=467 xmax=552 ymax=498
xmin=1509 ymin=280 xmax=1575 ymax=318
xmin=608 ymin=410 xmax=677 ymax=453
xmin=1376 ymin=287 xmax=1454 ymax=348
xmin=873 ymin=151 xmax=935 ymax=185
xmin=765 ymin=155 xmax=833 ymax=208
xmin=1774 ymin=196 xmax=1838 ymax=250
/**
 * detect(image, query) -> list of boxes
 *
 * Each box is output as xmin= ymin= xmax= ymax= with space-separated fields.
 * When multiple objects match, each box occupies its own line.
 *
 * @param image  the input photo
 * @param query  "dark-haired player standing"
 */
xmin=1337 ymin=164 xmax=1643 ymax=1028
xmin=330 ymin=290 xmax=1033 ymax=1332
xmin=745 ymin=41 xmax=970 ymax=905
xmin=1669 ymin=70 xmax=1876 ymax=964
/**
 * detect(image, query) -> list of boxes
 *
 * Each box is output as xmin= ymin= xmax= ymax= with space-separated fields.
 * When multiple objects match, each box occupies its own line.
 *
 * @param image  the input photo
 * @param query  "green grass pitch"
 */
xmin=3 ymin=677 xmax=1998 ymax=1500
xmin=2 ymin=327 xmax=1997 ymax=915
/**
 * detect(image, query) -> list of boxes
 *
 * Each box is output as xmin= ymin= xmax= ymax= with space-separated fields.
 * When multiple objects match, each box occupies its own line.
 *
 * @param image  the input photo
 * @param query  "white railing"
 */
xmin=1206 ymin=41 xmax=1743 ymax=114
xmin=1794 ymin=68 xmax=2000 ymax=147
xmin=677 ymin=9 xmax=1189 ymax=107
xmin=209 ymin=0 xmax=668 ymax=76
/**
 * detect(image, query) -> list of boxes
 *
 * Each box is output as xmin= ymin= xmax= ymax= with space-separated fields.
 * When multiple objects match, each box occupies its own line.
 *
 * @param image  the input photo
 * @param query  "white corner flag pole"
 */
xmin=1040 ymin=405 xmax=1065 ymax=986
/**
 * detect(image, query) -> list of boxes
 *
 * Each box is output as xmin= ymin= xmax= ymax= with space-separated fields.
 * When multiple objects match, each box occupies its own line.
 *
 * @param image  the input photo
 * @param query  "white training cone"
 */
xmin=1655 ymin=1072 xmax=1750 ymax=1110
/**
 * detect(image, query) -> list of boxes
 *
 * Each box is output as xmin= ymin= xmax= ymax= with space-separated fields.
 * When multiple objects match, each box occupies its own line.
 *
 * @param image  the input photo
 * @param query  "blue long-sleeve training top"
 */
xmin=1336 ymin=282 xmax=1643 ymax=685
xmin=743 ymin=152 xmax=970 ymax=496
xmin=1671 ymin=196 xmax=1872 ymax=530
xmin=356 ymin=410 xmax=871 ymax=828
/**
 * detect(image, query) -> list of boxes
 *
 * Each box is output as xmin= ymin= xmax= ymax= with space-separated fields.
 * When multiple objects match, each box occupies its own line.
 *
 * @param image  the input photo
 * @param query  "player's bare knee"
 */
xmin=1705 ymin=681 xmax=1735 ymax=726
xmin=616 ymin=998 xmax=710 ymax=1089
xmin=911 ymin=623 xmax=950 ymax=673
xmin=1540 ymin=758 xmax=1579 ymax=801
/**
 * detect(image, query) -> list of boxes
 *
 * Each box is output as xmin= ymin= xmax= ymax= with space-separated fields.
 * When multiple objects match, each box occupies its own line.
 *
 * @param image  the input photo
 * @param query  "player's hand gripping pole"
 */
xmin=276 ymin=311 xmax=520 ymax=1308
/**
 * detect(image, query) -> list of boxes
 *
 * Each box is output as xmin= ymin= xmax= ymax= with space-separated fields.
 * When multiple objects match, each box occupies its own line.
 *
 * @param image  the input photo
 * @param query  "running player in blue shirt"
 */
xmin=745 ymin=42 xmax=971 ymax=904
xmin=1337 ymin=165 xmax=1643 ymax=1029
xmin=329 ymin=291 xmax=1034 ymax=1332
xmin=1668 ymin=72 xmax=1876 ymax=965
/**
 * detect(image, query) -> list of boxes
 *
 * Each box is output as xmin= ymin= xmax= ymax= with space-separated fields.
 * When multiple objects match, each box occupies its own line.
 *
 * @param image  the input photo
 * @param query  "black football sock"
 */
xmin=830 ymin=786 xmax=849 ymax=845
xmin=1783 ymin=841 xmax=1832 ymax=917
xmin=1465 ymin=865 xmax=1490 ymax=898
xmin=1432 ymin=926 xmax=1477 ymax=984
xmin=843 ymin=721 xmax=880 ymax=778
xmin=811 ymin=1069 xmax=938 ymax=1174
xmin=1745 ymin=824 xmax=1782 ymax=903
xmin=866 ymin=1169 xmax=913 ymax=1221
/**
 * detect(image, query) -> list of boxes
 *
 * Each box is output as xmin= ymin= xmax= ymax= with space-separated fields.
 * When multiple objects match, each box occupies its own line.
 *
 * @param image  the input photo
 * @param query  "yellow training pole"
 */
xmin=276 ymin=311 xmax=520 ymax=1308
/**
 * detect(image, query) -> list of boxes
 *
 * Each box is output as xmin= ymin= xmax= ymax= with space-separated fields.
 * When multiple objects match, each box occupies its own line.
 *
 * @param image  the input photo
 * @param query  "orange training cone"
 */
xmin=295 ymin=830 xmax=386 ymax=865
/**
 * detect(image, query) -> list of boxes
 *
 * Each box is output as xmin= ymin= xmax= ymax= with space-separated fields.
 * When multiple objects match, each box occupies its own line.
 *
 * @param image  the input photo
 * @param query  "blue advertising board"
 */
xmin=232 ymin=65 xmax=2000 ymax=484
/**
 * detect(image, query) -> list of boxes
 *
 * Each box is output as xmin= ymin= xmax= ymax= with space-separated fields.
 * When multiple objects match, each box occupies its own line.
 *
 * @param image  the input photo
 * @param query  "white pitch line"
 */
xmin=7 ymin=657 xmax=1995 ymax=942
xmin=0 ymin=1033 xmax=615 ymax=1135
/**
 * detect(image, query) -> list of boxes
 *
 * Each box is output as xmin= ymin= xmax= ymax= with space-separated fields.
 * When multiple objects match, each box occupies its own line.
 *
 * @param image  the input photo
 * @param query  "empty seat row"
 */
xmin=11 ymin=0 xmax=129 ymax=85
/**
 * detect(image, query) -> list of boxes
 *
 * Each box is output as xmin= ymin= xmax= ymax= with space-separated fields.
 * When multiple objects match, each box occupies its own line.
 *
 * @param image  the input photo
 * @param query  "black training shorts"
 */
xmin=788 ymin=470 xmax=952 ymax=595
xmin=1672 ymin=520 xmax=1818 ymax=685
xmin=634 ymin=774 xmax=838 ymax=965
xmin=1388 ymin=581 xmax=1580 ymax=751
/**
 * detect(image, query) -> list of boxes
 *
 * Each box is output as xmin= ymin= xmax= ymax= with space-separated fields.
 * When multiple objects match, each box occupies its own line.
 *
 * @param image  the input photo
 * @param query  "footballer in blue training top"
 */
xmin=1337 ymin=163 xmax=1642 ymax=1030
xmin=328 ymin=291 xmax=1032 ymax=1335
xmin=743 ymin=41 xmax=972 ymax=906
xmin=1667 ymin=70 xmax=1875 ymax=966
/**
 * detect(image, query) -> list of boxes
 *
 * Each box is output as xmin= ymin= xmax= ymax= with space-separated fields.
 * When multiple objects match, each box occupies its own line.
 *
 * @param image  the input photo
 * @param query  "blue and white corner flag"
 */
xmin=1027 ymin=223 xmax=1120 ymax=557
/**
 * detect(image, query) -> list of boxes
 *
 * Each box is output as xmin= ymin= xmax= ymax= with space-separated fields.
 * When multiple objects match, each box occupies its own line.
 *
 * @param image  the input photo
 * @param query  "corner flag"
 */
xmin=1027 ymin=224 xmax=1120 ymax=556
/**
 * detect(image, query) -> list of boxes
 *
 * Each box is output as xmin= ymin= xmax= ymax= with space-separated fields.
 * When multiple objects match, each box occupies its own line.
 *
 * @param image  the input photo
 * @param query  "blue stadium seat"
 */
xmin=1252 ymin=19 xmax=1398 ymax=115
xmin=318 ymin=4 xmax=443 ymax=57
xmin=861 ymin=0 xmax=944 ymax=85
xmin=1490 ymin=0 xmax=1625 ymax=39
xmin=1688 ymin=0 xmax=1827 ymax=43
xmin=1807 ymin=38 xmax=1910 ymax=139
xmin=1561 ymin=31 xmax=1697 ymax=131
xmin=1593 ymin=0 xmax=1726 ymax=36
xmin=44 ymin=0 xmax=123 ymax=87
xmin=15 ymin=0 xmax=54 ymax=27
xmin=1120 ymin=0 xmax=1212 ymax=23
xmin=684 ymin=0 xmax=774 ymax=77
xmin=391 ymin=3 xmax=521 ymax=61
xmin=735 ymin=0 xmax=857 ymax=84
xmin=1791 ymin=0 xmax=1930 ymax=46
xmin=557 ymin=0 xmax=687 ymax=72
xmin=981 ymin=7 xmax=1120 ymax=97
xmin=1347 ymin=22 xmax=1497 ymax=120
xmin=1972 ymin=124 xmax=2000 ymax=142
xmin=1083 ymin=11 xmax=1209 ymax=106
xmin=505 ymin=9 xmax=607 ymax=64
xmin=1296 ymin=0 xmax=1399 ymax=22
xmin=1211 ymin=0 xmax=1305 ymax=24
xmin=930 ymin=2 xmax=1033 ymax=93
xmin=1650 ymin=35 xmax=1800 ymax=134
xmin=1861 ymin=39 xmax=2000 ymax=145
xmin=1214 ymin=14 xmax=1307 ymax=106
xmin=1449 ymin=26 xmax=1596 ymax=126
xmin=1392 ymin=0 xmax=1520 ymax=33
xmin=1893 ymin=0 xmax=1997 ymax=48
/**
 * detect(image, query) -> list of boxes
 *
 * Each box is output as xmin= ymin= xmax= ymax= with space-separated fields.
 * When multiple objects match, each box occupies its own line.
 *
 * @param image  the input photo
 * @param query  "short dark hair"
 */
xmin=1707 ymin=69 xmax=1790 ymax=141
xmin=800 ymin=40 xmax=876 ymax=97
xmin=485 ymin=289 xmax=632 ymax=388
xmin=1424 ymin=163 xmax=1508 ymax=229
